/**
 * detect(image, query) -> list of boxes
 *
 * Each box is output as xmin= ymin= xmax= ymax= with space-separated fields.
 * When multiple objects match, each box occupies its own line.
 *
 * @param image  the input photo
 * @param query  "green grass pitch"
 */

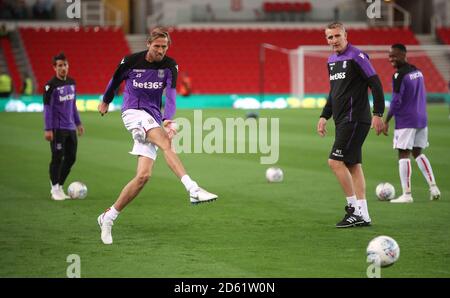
xmin=0 ymin=105 xmax=449 ymax=277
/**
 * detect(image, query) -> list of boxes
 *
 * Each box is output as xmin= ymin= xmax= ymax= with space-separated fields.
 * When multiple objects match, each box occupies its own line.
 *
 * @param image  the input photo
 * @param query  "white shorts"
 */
xmin=121 ymin=109 xmax=160 ymax=160
xmin=393 ymin=127 xmax=429 ymax=150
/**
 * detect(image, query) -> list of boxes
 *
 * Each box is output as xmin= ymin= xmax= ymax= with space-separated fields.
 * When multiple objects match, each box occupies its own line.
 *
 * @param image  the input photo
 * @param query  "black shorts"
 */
xmin=329 ymin=122 xmax=370 ymax=165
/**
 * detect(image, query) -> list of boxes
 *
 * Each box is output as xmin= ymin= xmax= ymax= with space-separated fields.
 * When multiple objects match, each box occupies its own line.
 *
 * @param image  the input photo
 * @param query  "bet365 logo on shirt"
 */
xmin=132 ymin=80 xmax=163 ymax=89
xmin=329 ymin=72 xmax=346 ymax=81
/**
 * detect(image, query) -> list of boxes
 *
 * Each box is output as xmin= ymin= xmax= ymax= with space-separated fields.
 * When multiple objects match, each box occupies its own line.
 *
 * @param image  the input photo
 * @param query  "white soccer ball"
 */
xmin=375 ymin=182 xmax=395 ymax=201
xmin=265 ymin=167 xmax=283 ymax=183
xmin=67 ymin=181 xmax=88 ymax=199
xmin=366 ymin=235 xmax=400 ymax=267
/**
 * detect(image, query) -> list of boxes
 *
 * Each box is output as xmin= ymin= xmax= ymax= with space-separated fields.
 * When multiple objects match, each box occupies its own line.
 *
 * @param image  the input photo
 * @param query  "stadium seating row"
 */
xmin=263 ymin=2 xmax=312 ymax=13
xmin=20 ymin=27 xmax=130 ymax=94
xmin=168 ymin=27 xmax=446 ymax=94
xmin=18 ymin=26 xmax=448 ymax=95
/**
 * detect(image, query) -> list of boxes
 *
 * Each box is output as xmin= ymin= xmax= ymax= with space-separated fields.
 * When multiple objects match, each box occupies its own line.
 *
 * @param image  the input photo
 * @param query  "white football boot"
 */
xmin=430 ymin=185 xmax=441 ymax=201
xmin=97 ymin=214 xmax=113 ymax=245
xmin=189 ymin=186 xmax=218 ymax=205
xmin=59 ymin=185 xmax=70 ymax=199
xmin=50 ymin=189 xmax=66 ymax=201
xmin=390 ymin=193 xmax=413 ymax=203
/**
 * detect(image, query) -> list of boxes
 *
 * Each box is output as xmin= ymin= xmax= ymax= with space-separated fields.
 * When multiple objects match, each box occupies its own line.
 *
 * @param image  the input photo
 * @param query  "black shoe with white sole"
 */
xmin=336 ymin=205 xmax=365 ymax=228
xmin=357 ymin=220 xmax=372 ymax=227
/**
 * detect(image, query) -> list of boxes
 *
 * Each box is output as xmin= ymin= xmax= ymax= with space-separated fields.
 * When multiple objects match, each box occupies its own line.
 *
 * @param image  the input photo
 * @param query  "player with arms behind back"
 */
xmin=383 ymin=44 xmax=441 ymax=203
xmin=317 ymin=22 xmax=385 ymax=228
xmin=97 ymin=27 xmax=218 ymax=245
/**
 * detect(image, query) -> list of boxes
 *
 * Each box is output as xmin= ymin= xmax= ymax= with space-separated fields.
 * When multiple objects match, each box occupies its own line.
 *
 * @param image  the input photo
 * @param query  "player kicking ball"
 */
xmin=97 ymin=27 xmax=217 ymax=244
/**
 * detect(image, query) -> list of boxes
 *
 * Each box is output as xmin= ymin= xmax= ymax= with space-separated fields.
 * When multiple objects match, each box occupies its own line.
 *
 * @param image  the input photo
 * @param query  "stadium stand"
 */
xmin=0 ymin=37 xmax=22 ymax=94
xmin=263 ymin=2 xmax=312 ymax=21
xmin=19 ymin=27 xmax=130 ymax=94
xmin=168 ymin=27 xmax=447 ymax=94
xmin=16 ymin=25 xmax=447 ymax=95
xmin=436 ymin=27 xmax=450 ymax=44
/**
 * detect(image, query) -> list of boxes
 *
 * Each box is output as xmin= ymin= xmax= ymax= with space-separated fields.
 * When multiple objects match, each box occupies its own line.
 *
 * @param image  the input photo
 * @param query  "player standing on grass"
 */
xmin=316 ymin=22 xmax=385 ymax=228
xmin=43 ymin=52 xmax=84 ymax=201
xmin=97 ymin=27 xmax=218 ymax=245
xmin=383 ymin=44 xmax=441 ymax=203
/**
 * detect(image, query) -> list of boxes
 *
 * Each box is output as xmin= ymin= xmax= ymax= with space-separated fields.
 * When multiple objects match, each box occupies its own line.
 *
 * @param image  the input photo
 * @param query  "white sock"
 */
xmin=351 ymin=198 xmax=362 ymax=216
xmin=415 ymin=154 xmax=437 ymax=188
xmin=181 ymin=175 xmax=197 ymax=192
xmin=346 ymin=195 xmax=357 ymax=209
xmin=356 ymin=199 xmax=370 ymax=222
xmin=399 ymin=159 xmax=411 ymax=195
xmin=51 ymin=183 xmax=60 ymax=192
xmin=104 ymin=206 xmax=120 ymax=221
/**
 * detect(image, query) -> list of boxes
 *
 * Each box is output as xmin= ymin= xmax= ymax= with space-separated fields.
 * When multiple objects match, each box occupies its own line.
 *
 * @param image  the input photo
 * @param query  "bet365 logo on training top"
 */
xmin=132 ymin=80 xmax=164 ymax=89
xmin=329 ymin=72 xmax=346 ymax=81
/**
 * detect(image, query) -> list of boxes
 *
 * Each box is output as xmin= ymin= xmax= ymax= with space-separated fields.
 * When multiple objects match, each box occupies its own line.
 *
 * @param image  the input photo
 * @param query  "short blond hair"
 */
xmin=326 ymin=22 xmax=346 ymax=33
xmin=147 ymin=26 xmax=171 ymax=45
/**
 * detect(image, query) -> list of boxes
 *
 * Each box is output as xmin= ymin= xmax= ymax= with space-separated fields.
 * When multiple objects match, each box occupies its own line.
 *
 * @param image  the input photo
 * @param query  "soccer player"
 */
xmin=316 ymin=22 xmax=385 ymax=228
xmin=97 ymin=27 xmax=218 ymax=245
xmin=383 ymin=44 xmax=441 ymax=203
xmin=43 ymin=52 xmax=84 ymax=201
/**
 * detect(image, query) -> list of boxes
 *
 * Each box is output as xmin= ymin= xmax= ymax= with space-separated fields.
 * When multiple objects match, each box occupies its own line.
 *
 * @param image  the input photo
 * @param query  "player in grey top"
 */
xmin=383 ymin=44 xmax=441 ymax=203
xmin=96 ymin=27 xmax=218 ymax=245
xmin=43 ymin=52 xmax=84 ymax=201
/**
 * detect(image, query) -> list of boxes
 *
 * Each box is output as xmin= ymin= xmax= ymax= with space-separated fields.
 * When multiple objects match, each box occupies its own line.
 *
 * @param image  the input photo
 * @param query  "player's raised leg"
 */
xmin=146 ymin=126 xmax=218 ymax=204
xmin=98 ymin=156 xmax=154 ymax=244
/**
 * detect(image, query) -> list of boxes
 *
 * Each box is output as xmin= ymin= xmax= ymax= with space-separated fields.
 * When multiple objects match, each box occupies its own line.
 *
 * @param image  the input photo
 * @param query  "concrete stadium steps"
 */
xmin=0 ymin=47 xmax=8 ymax=73
xmin=0 ymin=37 xmax=21 ymax=93
xmin=126 ymin=34 xmax=147 ymax=54
xmin=416 ymin=34 xmax=450 ymax=82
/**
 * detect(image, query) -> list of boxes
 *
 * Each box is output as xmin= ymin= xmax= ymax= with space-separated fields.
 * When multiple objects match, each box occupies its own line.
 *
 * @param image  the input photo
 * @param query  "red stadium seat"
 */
xmin=167 ymin=27 xmax=448 ymax=94
xmin=20 ymin=26 xmax=130 ymax=94
xmin=436 ymin=27 xmax=450 ymax=44
xmin=19 ymin=26 xmax=446 ymax=95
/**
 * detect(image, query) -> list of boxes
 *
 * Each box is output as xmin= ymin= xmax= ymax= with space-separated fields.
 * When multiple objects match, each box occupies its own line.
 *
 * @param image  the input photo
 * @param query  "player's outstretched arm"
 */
xmin=100 ymin=56 xmax=129 ymax=116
